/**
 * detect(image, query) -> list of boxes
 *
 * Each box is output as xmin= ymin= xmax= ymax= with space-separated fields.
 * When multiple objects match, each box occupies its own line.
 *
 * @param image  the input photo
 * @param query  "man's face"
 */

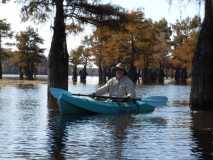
xmin=115 ymin=69 xmax=124 ymax=79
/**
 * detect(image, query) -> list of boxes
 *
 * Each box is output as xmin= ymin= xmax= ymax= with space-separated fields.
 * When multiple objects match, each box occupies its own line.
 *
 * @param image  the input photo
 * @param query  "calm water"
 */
xmin=0 ymin=77 xmax=213 ymax=160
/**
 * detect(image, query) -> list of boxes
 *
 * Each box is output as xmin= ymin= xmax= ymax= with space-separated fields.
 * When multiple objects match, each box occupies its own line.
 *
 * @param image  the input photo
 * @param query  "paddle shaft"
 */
xmin=72 ymin=93 xmax=140 ymax=101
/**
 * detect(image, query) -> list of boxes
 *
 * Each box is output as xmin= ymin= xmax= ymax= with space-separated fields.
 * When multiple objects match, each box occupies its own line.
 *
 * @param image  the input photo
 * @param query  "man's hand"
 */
xmin=90 ymin=92 xmax=96 ymax=98
xmin=125 ymin=95 xmax=132 ymax=99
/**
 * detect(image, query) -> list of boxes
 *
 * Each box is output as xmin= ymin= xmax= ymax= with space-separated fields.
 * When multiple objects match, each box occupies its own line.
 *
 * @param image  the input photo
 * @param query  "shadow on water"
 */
xmin=191 ymin=111 xmax=213 ymax=159
xmin=96 ymin=114 xmax=135 ymax=160
xmin=46 ymin=113 xmax=133 ymax=160
xmin=16 ymin=84 xmax=37 ymax=89
xmin=47 ymin=113 xmax=137 ymax=159
xmin=46 ymin=112 xmax=81 ymax=160
xmin=46 ymin=112 xmax=167 ymax=159
xmin=47 ymin=113 xmax=66 ymax=160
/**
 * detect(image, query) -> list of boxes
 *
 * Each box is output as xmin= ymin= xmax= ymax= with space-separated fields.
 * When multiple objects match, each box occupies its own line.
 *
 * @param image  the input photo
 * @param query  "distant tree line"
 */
xmin=70 ymin=11 xmax=201 ymax=85
xmin=0 ymin=20 xmax=47 ymax=80
xmin=2 ymin=0 xmax=212 ymax=111
xmin=0 ymin=10 xmax=200 ymax=84
xmin=2 ymin=56 xmax=47 ymax=75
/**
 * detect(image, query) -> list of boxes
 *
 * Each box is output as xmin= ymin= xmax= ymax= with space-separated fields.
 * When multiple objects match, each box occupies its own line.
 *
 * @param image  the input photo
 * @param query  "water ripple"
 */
xmin=0 ymin=79 xmax=212 ymax=159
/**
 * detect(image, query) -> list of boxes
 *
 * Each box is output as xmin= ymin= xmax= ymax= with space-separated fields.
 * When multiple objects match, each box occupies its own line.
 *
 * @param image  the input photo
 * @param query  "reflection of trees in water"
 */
xmin=95 ymin=115 xmax=167 ymax=159
xmin=86 ymin=115 xmax=135 ymax=160
xmin=47 ymin=114 xmax=134 ymax=160
xmin=47 ymin=114 xmax=97 ymax=160
xmin=47 ymin=114 xmax=167 ymax=159
xmin=109 ymin=115 xmax=135 ymax=159
xmin=47 ymin=113 xmax=67 ymax=160
xmin=191 ymin=111 xmax=213 ymax=159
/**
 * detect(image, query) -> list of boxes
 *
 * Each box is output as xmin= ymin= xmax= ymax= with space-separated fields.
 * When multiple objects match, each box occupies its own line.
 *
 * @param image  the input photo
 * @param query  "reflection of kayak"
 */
xmin=50 ymin=88 xmax=168 ymax=115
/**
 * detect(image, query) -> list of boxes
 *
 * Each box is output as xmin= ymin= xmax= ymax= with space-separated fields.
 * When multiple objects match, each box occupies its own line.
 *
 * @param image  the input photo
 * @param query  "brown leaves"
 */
xmin=173 ymin=31 xmax=198 ymax=70
xmin=88 ymin=10 xmax=172 ymax=70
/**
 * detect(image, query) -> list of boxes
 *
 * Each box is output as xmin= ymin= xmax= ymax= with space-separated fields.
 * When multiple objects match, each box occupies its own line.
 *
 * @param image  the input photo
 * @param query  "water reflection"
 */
xmin=46 ymin=113 xmax=168 ymax=159
xmin=93 ymin=115 xmax=135 ymax=160
xmin=2 ymin=79 xmax=213 ymax=159
xmin=0 ymin=85 xmax=48 ymax=159
xmin=47 ymin=113 xmax=66 ymax=160
xmin=16 ymin=83 xmax=37 ymax=89
xmin=47 ymin=114 xmax=135 ymax=159
xmin=191 ymin=111 xmax=213 ymax=159
xmin=47 ymin=114 xmax=133 ymax=160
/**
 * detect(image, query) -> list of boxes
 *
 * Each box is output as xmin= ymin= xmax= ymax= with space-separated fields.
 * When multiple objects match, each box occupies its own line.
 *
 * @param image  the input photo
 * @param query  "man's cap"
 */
xmin=115 ymin=63 xmax=126 ymax=71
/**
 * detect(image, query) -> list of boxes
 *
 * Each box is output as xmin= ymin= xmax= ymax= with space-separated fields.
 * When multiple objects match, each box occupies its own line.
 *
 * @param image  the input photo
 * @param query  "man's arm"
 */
xmin=95 ymin=79 xmax=112 ymax=96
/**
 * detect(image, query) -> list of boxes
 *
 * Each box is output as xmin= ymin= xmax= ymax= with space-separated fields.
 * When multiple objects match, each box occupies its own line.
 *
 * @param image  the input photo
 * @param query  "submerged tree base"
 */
xmin=190 ymin=0 xmax=213 ymax=111
xmin=191 ymin=96 xmax=213 ymax=110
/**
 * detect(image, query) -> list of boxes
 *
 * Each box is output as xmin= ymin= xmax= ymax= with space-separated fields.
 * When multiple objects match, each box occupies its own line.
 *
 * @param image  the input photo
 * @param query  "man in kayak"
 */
xmin=93 ymin=63 xmax=136 ymax=99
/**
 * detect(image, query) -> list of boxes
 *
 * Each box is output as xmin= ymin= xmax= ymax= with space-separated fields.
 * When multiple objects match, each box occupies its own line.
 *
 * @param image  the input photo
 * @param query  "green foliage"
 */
xmin=70 ymin=41 xmax=91 ymax=66
xmin=18 ymin=0 xmax=128 ymax=84
xmin=70 ymin=46 xmax=84 ymax=65
xmin=20 ymin=0 xmax=53 ymax=23
xmin=12 ymin=27 xmax=45 ymax=79
xmin=0 ymin=19 xmax=13 ymax=61
xmin=169 ymin=16 xmax=201 ymax=73
xmin=172 ymin=16 xmax=201 ymax=48
xmin=0 ymin=19 xmax=12 ymax=37
xmin=19 ymin=0 xmax=127 ymax=31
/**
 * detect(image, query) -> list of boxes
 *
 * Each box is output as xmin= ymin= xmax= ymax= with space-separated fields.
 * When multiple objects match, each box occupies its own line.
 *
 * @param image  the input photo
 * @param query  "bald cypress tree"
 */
xmin=19 ymin=0 xmax=126 ymax=110
xmin=169 ymin=0 xmax=213 ymax=110
xmin=0 ymin=19 xmax=12 ymax=79
xmin=190 ymin=0 xmax=213 ymax=110
xmin=14 ymin=27 xmax=45 ymax=80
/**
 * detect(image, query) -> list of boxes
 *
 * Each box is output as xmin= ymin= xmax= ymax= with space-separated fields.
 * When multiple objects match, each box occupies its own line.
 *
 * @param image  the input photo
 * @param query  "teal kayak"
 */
xmin=49 ymin=88 xmax=168 ymax=115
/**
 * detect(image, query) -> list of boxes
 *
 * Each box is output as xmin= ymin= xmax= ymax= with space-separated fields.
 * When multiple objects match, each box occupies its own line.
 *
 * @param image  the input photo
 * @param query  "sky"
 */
xmin=0 ymin=0 xmax=204 ymax=57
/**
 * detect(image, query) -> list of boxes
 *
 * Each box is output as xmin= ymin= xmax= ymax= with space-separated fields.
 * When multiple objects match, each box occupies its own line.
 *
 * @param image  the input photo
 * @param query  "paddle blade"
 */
xmin=143 ymin=96 xmax=168 ymax=107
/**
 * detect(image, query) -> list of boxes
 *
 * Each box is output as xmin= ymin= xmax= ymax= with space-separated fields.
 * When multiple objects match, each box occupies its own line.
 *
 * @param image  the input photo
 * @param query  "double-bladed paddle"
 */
xmin=143 ymin=96 xmax=168 ymax=107
xmin=71 ymin=93 xmax=141 ymax=101
xmin=49 ymin=88 xmax=168 ymax=106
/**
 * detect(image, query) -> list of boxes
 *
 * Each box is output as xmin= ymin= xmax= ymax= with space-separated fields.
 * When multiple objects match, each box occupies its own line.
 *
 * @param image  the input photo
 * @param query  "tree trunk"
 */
xmin=128 ymin=64 xmax=137 ymax=83
xmin=142 ymin=68 xmax=149 ymax=84
xmin=72 ymin=65 xmax=77 ymax=83
xmin=158 ymin=68 xmax=165 ymax=84
xmin=19 ymin=67 xmax=24 ymax=80
xmin=175 ymin=68 xmax=181 ymax=84
xmin=181 ymin=67 xmax=187 ymax=85
xmin=190 ymin=0 xmax=213 ymax=110
xmin=48 ymin=0 xmax=68 ymax=111
xmin=128 ymin=33 xmax=137 ymax=84
xmin=98 ymin=64 xmax=107 ymax=85
xmin=0 ymin=34 xmax=2 ymax=79
xmin=26 ymin=63 xmax=33 ymax=80
xmin=79 ymin=65 xmax=87 ymax=84
xmin=0 ymin=56 xmax=2 ymax=79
